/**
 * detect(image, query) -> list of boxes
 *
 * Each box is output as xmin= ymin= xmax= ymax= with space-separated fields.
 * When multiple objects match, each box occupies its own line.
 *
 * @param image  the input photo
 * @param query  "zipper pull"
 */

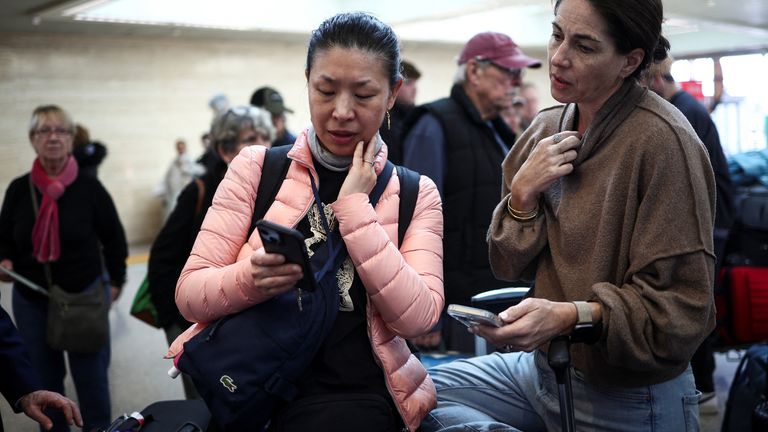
xmin=295 ymin=288 xmax=303 ymax=312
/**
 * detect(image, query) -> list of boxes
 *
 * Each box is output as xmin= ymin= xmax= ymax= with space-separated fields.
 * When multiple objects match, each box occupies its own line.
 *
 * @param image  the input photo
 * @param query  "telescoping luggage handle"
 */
xmin=547 ymin=321 xmax=602 ymax=432
xmin=548 ymin=336 xmax=575 ymax=432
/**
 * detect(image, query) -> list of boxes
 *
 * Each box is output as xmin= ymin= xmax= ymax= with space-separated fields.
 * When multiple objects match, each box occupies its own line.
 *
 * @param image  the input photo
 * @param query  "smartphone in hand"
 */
xmin=447 ymin=304 xmax=504 ymax=328
xmin=255 ymin=220 xmax=318 ymax=292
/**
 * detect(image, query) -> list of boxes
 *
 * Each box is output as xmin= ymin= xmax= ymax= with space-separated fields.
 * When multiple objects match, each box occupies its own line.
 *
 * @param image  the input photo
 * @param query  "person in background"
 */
xmin=167 ymin=12 xmax=444 ymax=431
xmin=250 ymin=86 xmax=297 ymax=147
xmin=71 ymin=124 xmax=107 ymax=178
xmin=0 ymin=302 xmax=83 ymax=431
xmin=0 ymin=105 xmax=128 ymax=432
xmin=379 ymin=59 xmax=421 ymax=165
xmin=422 ymin=0 xmax=715 ymax=430
xmin=645 ymin=55 xmax=735 ymax=415
xmin=208 ymin=92 xmax=230 ymax=124
xmin=518 ymin=82 xmax=540 ymax=131
xmin=159 ymin=138 xmax=205 ymax=220
xmin=148 ymin=105 xmax=275 ymax=400
xmin=500 ymin=96 xmax=527 ymax=136
xmin=195 ymin=132 xmax=217 ymax=174
xmin=401 ymin=31 xmax=541 ymax=353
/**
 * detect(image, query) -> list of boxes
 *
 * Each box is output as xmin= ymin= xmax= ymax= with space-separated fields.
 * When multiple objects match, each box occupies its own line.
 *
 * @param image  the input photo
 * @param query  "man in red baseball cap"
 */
xmin=401 ymin=32 xmax=540 ymax=353
xmin=458 ymin=32 xmax=542 ymax=70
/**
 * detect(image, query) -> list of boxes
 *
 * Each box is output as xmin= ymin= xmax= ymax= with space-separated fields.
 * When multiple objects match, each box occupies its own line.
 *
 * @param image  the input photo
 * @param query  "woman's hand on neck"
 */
xmin=337 ymin=138 xmax=377 ymax=199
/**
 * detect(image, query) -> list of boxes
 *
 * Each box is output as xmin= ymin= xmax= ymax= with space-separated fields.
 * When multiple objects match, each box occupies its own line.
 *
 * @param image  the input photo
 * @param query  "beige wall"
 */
xmin=0 ymin=31 xmax=553 ymax=246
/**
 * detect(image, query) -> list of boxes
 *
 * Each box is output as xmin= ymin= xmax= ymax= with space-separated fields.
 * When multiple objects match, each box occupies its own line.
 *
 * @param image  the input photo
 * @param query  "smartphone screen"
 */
xmin=255 ymin=220 xmax=318 ymax=292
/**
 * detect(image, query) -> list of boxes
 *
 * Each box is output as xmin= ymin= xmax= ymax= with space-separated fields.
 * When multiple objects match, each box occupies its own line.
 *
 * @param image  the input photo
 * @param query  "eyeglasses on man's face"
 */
xmin=488 ymin=63 xmax=523 ymax=82
xmin=475 ymin=57 xmax=523 ymax=82
xmin=34 ymin=127 xmax=72 ymax=137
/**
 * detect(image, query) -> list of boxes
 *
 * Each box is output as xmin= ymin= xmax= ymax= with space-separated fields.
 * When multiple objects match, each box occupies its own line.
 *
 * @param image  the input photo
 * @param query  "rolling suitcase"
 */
xmin=724 ymin=186 xmax=768 ymax=267
xmin=715 ymin=185 xmax=768 ymax=348
xmin=716 ymin=266 xmax=768 ymax=346
xmin=101 ymin=400 xmax=211 ymax=432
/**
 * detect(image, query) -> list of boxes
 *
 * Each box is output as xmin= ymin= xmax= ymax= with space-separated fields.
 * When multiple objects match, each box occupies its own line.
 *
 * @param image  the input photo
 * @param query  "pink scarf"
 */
xmin=30 ymin=156 xmax=79 ymax=262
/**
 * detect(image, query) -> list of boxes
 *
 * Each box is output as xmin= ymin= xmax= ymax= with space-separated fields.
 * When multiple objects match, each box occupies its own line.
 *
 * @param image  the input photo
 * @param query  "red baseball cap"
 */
xmin=458 ymin=32 xmax=541 ymax=70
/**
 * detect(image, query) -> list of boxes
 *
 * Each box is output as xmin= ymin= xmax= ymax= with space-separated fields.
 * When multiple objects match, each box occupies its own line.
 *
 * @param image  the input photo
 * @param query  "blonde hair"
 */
xmin=28 ymin=105 xmax=75 ymax=139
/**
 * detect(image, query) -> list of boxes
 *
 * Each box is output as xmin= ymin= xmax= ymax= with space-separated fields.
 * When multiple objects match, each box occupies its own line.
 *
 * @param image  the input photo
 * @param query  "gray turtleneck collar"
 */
xmin=307 ymin=125 xmax=384 ymax=172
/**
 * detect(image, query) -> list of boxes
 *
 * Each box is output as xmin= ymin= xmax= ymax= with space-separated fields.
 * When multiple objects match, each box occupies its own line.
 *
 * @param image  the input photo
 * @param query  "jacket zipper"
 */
xmin=301 ymin=155 xmax=409 ymax=431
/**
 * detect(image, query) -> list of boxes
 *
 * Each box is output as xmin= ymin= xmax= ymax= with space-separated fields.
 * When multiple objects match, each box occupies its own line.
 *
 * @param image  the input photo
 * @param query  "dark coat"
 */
xmin=148 ymin=161 xmax=225 ymax=328
xmin=0 ymin=172 xmax=127 ymax=298
xmin=0 ymin=303 xmax=41 ymax=423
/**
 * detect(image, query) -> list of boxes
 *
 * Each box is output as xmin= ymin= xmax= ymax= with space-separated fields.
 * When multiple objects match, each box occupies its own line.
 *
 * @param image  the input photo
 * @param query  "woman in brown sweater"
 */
xmin=422 ymin=0 xmax=715 ymax=431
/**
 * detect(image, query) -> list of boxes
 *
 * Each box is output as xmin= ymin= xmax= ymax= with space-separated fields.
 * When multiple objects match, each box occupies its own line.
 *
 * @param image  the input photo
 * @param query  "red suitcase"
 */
xmin=717 ymin=266 xmax=768 ymax=345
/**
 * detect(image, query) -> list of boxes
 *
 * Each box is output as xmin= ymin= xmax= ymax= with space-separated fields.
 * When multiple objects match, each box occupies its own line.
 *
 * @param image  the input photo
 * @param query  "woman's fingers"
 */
xmin=352 ymin=140 xmax=366 ymax=167
xmin=512 ymin=130 xmax=582 ymax=199
xmin=252 ymin=252 xmax=303 ymax=278
xmin=550 ymin=131 xmax=581 ymax=147
xmin=339 ymin=138 xmax=377 ymax=198
xmin=470 ymin=298 xmax=560 ymax=352
xmin=548 ymin=132 xmax=581 ymax=167
xmin=254 ymin=274 xmax=303 ymax=296
xmin=544 ymin=132 xmax=581 ymax=163
xmin=250 ymin=248 xmax=304 ymax=297
xmin=362 ymin=135 xmax=377 ymax=165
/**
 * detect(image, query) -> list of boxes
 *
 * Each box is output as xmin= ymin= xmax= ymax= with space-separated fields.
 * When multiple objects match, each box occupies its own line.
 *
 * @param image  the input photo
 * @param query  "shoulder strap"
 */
xmin=193 ymin=178 xmax=205 ymax=216
xmin=244 ymin=151 xmax=419 ymax=246
xmin=370 ymin=161 xmax=394 ymax=209
xmin=248 ymin=145 xmax=292 ymax=238
xmin=395 ymin=165 xmax=420 ymax=245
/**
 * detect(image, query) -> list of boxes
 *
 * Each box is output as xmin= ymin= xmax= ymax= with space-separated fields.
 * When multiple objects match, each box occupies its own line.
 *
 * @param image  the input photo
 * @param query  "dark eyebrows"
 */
xmin=551 ymin=22 xmax=602 ymax=44
xmin=315 ymin=74 xmax=375 ymax=88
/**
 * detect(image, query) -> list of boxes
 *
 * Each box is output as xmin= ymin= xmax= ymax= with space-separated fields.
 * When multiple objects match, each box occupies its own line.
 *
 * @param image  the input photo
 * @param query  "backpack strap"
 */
xmin=395 ymin=165 xmax=420 ymax=245
xmin=248 ymin=145 xmax=292 ymax=238
xmin=245 ymin=147 xmax=420 ymax=247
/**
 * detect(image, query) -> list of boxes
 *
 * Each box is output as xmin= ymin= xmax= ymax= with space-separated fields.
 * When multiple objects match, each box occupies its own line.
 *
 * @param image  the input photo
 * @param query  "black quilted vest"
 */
xmin=404 ymin=84 xmax=516 ymax=305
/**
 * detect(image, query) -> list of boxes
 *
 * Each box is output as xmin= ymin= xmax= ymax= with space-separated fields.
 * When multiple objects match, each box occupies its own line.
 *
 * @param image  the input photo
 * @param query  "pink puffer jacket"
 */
xmin=166 ymin=131 xmax=444 ymax=431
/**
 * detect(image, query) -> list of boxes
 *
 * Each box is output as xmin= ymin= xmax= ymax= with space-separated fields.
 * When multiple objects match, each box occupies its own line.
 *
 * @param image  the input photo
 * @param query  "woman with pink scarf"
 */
xmin=0 ymin=105 xmax=127 ymax=432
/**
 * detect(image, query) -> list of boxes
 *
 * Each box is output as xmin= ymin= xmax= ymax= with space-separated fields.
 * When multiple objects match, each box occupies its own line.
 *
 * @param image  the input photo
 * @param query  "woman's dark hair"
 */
xmin=306 ymin=12 xmax=401 ymax=87
xmin=555 ymin=0 xmax=669 ymax=80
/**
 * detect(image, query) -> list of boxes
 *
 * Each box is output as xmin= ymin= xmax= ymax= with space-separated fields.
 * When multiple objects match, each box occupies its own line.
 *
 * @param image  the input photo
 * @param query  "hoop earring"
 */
xmin=386 ymin=110 xmax=391 ymax=130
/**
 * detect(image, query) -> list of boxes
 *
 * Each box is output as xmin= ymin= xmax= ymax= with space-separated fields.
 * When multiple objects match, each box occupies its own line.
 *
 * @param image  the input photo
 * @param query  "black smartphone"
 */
xmin=255 ymin=220 xmax=318 ymax=292
xmin=447 ymin=304 xmax=504 ymax=328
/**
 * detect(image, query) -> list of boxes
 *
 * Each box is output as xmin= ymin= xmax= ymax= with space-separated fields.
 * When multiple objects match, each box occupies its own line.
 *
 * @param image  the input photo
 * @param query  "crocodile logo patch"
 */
xmin=220 ymin=375 xmax=237 ymax=393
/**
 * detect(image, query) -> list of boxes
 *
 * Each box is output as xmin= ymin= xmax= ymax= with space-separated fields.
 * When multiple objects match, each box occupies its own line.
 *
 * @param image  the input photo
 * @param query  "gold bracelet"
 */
xmin=506 ymin=197 xmax=538 ymax=221
xmin=506 ymin=196 xmax=537 ymax=217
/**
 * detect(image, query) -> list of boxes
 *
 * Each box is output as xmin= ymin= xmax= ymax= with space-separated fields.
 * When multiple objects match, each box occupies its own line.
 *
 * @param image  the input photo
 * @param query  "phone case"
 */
xmin=447 ymin=304 xmax=504 ymax=328
xmin=255 ymin=220 xmax=318 ymax=291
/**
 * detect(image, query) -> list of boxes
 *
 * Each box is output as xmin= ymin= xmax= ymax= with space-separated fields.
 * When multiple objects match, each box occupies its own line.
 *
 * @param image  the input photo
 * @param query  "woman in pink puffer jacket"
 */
xmin=167 ymin=12 xmax=444 ymax=432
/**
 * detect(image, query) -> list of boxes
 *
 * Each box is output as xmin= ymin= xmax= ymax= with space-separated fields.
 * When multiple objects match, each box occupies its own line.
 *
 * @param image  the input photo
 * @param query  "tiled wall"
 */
xmin=0 ymin=31 xmax=551 ymax=246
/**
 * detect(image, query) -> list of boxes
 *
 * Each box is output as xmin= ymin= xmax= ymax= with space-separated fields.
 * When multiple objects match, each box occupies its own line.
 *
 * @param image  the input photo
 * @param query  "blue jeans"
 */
xmin=13 ymin=277 xmax=112 ymax=432
xmin=421 ymin=351 xmax=701 ymax=432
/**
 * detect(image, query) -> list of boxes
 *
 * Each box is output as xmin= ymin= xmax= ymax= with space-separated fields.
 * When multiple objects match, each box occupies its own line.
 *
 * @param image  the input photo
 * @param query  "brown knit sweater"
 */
xmin=488 ymin=80 xmax=716 ymax=388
